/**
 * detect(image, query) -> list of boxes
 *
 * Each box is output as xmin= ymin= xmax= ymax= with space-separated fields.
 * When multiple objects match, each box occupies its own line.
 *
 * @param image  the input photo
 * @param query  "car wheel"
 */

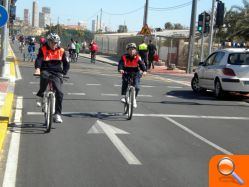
xmin=191 ymin=76 xmax=206 ymax=93
xmin=215 ymin=80 xmax=223 ymax=99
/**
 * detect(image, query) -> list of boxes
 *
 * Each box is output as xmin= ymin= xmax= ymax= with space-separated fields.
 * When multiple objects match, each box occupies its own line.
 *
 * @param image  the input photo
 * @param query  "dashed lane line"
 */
xmin=164 ymin=117 xmax=233 ymax=155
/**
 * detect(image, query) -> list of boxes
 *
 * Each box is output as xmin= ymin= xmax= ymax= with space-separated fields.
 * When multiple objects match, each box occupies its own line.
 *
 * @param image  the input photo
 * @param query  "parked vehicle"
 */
xmin=191 ymin=48 xmax=249 ymax=98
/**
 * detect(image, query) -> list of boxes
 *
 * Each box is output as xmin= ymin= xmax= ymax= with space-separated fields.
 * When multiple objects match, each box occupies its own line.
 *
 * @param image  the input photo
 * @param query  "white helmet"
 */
xmin=47 ymin=33 xmax=60 ymax=43
xmin=126 ymin=43 xmax=137 ymax=50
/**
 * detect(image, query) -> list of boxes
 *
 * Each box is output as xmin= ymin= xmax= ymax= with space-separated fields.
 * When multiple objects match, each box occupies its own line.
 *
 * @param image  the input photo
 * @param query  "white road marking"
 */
xmin=86 ymin=83 xmax=101 ymax=86
xmin=167 ymin=86 xmax=183 ymax=89
xmin=67 ymin=93 xmax=86 ymax=96
xmin=164 ymin=117 xmax=233 ymax=155
xmin=138 ymin=95 xmax=153 ymax=97
xmin=152 ymin=75 xmax=191 ymax=86
xmin=88 ymin=120 xmax=142 ymax=165
xmin=101 ymin=93 xmax=119 ymax=96
xmin=32 ymin=92 xmax=37 ymax=95
xmin=114 ymin=84 xmax=121 ymax=87
xmin=27 ymin=112 xmax=249 ymax=121
xmin=141 ymin=85 xmax=155 ymax=88
xmin=15 ymin=63 xmax=22 ymax=81
xmin=2 ymin=96 xmax=23 ymax=187
xmin=29 ymin=82 xmax=39 ymax=84
xmin=166 ymin=95 xmax=177 ymax=98
xmin=30 ymin=82 xmax=74 ymax=85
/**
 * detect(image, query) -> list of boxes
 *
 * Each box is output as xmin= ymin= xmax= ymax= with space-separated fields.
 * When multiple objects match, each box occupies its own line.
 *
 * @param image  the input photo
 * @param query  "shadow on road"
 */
xmin=8 ymin=122 xmax=53 ymax=134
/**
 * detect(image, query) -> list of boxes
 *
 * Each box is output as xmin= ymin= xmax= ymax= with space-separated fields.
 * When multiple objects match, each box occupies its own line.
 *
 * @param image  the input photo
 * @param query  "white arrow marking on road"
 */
xmin=88 ymin=120 xmax=142 ymax=165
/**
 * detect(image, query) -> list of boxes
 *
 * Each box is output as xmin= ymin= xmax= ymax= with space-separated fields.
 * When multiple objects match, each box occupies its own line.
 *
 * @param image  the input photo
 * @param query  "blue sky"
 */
xmin=16 ymin=0 xmax=244 ymax=31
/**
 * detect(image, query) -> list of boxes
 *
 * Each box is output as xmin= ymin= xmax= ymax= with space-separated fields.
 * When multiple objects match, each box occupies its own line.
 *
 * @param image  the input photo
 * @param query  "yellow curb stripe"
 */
xmin=0 ymin=122 xmax=8 ymax=151
xmin=10 ymin=61 xmax=16 ymax=77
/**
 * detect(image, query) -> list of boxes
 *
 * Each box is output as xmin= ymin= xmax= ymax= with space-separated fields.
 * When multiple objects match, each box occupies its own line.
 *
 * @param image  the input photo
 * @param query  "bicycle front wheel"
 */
xmin=127 ymin=87 xmax=134 ymax=120
xmin=45 ymin=94 xmax=53 ymax=133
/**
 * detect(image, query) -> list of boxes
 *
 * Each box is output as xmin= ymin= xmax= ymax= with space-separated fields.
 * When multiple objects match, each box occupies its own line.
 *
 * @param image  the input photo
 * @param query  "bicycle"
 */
xmin=34 ymin=73 xmax=69 ymax=133
xmin=69 ymin=51 xmax=77 ymax=63
xmin=123 ymin=72 xmax=137 ymax=120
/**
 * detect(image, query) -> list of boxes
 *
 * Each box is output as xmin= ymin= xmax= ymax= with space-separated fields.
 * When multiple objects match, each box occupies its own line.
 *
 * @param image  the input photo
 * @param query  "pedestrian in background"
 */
xmin=82 ymin=41 xmax=87 ymax=53
xmin=147 ymin=40 xmax=157 ymax=70
xmin=75 ymin=41 xmax=81 ymax=61
xmin=138 ymin=39 xmax=148 ymax=70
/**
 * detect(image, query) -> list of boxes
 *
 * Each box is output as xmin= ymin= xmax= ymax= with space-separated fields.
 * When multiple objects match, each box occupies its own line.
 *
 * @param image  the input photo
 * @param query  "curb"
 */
xmin=0 ymin=46 xmax=16 ymax=152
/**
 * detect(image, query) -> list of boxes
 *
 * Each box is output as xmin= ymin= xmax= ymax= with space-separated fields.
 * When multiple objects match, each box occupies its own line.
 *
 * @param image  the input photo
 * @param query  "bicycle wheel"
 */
xmin=123 ymin=97 xmax=128 ymax=114
xmin=127 ymin=87 xmax=134 ymax=120
xmin=45 ymin=94 xmax=53 ymax=133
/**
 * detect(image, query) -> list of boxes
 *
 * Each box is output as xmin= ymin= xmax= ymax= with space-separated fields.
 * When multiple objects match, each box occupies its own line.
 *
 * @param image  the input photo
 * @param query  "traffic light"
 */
xmin=197 ymin=13 xmax=203 ymax=33
xmin=216 ymin=1 xmax=225 ymax=27
xmin=204 ymin=12 xmax=210 ymax=33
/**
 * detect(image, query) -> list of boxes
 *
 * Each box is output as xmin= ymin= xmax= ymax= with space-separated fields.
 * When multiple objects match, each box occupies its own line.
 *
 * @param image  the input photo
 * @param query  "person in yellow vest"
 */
xmin=138 ymin=40 xmax=148 ymax=69
xmin=34 ymin=33 xmax=70 ymax=123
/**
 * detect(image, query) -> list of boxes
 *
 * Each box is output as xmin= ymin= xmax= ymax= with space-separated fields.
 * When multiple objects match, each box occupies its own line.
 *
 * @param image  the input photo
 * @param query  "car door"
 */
xmin=204 ymin=52 xmax=226 ymax=89
xmin=201 ymin=53 xmax=217 ymax=88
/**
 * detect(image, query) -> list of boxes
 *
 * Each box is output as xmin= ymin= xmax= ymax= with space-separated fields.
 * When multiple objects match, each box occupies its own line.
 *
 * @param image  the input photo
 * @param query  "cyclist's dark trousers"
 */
xmin=90 ymin=51 xmax=96 ymax=63
xmin=121 ymin=74 xmax=140 ymax=97
xmin=36 ymin=71 xmax=64 ymax=115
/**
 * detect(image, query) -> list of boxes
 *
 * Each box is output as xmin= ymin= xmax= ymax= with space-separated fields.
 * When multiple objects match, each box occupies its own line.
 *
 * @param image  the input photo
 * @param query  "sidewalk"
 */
xmin=79 ymin=53 xmax=193 ymax=77
xmin=0 ymin=46 xmax=16 ymax=152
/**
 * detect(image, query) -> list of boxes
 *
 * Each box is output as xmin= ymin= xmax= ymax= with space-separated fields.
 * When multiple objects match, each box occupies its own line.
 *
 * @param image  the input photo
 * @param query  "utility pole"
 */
xmin=143 ymin=0 xmax=149 ymax=26
xmin=100 ymin=8 xmax=102 ymax=32
xmin=0 ymin=0 xmax=9 ymax=77
xmin=208 ymin=0 xmax=216 ymax=55
xmin=187 ymin=0 xmax=197 ymax=73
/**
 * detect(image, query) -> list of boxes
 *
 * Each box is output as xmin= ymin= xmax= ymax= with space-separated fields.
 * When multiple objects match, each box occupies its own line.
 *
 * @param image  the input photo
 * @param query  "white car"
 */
xmin=191 ymin=48 xmax=249 ymax=98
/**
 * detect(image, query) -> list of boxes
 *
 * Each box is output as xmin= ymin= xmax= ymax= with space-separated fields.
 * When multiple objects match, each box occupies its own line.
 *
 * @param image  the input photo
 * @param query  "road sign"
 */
xmin=0 ymin=5 xmax=8 ymax=27
xmin=139 ymin=24 xmax=151 ymax=35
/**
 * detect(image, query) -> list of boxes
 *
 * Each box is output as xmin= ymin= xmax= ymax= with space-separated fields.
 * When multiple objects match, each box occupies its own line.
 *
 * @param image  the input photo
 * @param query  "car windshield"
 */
xmin=228 ymin=53 xmax=249 ymax=65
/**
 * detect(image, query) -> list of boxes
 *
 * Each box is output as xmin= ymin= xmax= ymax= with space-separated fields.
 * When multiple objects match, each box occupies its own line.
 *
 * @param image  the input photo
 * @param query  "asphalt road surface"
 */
xmin=1 ymin=43 xmax=249 ymax=187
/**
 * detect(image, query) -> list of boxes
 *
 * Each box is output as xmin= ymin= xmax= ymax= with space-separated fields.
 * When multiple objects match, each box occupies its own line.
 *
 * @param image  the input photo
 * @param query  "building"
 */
xmin=24 ymin=9 xmax=29 ymax=26
xmin=32 ymin=0 xmax=39 ymax=27
xmin=39 ymin=12 xmax=45 ymax=28
xmin=92 ymin=20 xmax=96 ymax=33
xmin=42 ymin=7 xmax=51 ymax=27
xmin=117 ymin=25 xmax=128 ymax=33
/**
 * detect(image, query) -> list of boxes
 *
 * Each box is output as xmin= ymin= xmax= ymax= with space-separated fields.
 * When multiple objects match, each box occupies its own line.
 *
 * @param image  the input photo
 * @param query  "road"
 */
xmin=1 ymin=43 xmax=249 ymax=187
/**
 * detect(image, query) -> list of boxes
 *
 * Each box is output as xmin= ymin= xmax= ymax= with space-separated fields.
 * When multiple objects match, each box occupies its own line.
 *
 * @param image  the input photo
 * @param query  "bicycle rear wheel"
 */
xmin=127 ymin=87 xmax=134 ymax=120
xmin=45 ymin=94 xmax=53 ymax=133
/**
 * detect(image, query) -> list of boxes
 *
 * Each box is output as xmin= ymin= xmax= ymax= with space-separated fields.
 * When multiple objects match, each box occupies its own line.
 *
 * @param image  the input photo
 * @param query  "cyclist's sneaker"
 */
xmin=53 ymin=114 xmax=63 ymax=123
xmin=36 ymin=97 xmax=42 ymax=107
xmin=133 ymin=98 xmax=137 ymax=108
xmin=120 ymin=96 xmax=126 ymax=103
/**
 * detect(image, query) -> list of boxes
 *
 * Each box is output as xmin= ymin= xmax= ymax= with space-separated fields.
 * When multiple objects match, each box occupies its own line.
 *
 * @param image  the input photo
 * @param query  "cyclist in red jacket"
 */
xmin=118 ymin=43 xmax=147 ymax=108
xmin=34 ymin=33 xmax=70 ymax=123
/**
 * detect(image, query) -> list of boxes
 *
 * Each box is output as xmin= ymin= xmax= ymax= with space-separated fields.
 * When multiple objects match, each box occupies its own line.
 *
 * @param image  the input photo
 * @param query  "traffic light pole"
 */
xmin=208 ymin=0 xmax=216 ymax=55
xmin=200 ymin=12 xmax=205 ymax=62
xmin=187 ymin=0 xmax=197 ymax=73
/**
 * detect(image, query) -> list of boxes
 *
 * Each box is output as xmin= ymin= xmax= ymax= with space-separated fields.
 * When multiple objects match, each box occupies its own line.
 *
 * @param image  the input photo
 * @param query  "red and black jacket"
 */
xmin=35 ymin=43 xmax=70 ymax=75
xmin=118 ymin=54 xmax=146 ymax=74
